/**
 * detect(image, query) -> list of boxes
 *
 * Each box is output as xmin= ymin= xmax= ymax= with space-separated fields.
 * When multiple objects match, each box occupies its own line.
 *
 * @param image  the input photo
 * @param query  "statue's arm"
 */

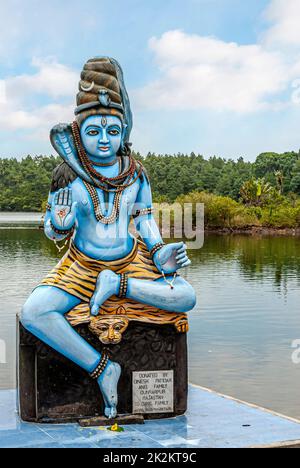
xmin=133 ymin=171 xmax=191 ymax=274
xmin=132 ymin=175 xmax=163 ymax=251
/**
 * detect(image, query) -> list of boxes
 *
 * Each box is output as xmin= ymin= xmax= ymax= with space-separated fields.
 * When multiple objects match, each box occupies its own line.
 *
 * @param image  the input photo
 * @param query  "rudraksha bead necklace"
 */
xmin=92 ymin=157 xmax=119 ymax=167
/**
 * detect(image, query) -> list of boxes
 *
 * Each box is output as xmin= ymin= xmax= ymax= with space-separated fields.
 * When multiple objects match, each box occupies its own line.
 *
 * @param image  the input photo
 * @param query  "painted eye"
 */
xmin=87 ymin=130 xmax=99 ymax=136
xmin=108 ymin=129 xmax=120 ymax=136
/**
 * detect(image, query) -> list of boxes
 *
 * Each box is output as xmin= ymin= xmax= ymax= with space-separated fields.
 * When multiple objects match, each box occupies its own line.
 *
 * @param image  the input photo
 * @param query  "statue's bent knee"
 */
xmin=179 ymin=284 xmax=197 ymax=313
xmin=187 ymin=287 xmax=197 ymax=311
xmin=20 ymin=299 xmax=36 ymax=330
xmin=21 ymin=293 xmax=48 ymax=330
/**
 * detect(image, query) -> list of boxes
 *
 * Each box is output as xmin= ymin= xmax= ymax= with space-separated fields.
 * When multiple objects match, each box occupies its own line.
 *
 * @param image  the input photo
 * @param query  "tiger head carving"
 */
xmin=88 ymin=316 xmax=129 ymax=344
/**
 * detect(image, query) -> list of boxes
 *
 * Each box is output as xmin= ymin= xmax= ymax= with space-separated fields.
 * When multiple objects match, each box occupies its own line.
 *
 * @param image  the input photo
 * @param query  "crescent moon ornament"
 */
xmin=80 ymin=81 xmax=95 ymax=92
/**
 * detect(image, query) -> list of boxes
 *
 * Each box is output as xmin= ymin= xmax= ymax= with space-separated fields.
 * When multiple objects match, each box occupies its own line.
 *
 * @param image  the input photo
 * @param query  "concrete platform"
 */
xmin=1 ymin=384 xmax=300 ymax=448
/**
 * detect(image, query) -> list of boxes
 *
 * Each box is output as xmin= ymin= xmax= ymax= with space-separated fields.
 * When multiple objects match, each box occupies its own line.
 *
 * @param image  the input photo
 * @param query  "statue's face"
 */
xmin=80 ymin=115 xmax=123 ymax=159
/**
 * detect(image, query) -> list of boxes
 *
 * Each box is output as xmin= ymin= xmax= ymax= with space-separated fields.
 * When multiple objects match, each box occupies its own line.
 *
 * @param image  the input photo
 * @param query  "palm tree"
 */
xmin=274 ymin=170 xmax=284 ymax=195
xmin=240 ymin=178 xmax=273 ymax=206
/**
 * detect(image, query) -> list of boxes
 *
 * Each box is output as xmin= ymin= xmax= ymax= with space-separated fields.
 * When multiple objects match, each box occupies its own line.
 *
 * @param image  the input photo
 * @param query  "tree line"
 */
xmin=0 ymin=150 xmax=300 ymax=214
xmin=137 ymin=150 xmax=300 ymax=202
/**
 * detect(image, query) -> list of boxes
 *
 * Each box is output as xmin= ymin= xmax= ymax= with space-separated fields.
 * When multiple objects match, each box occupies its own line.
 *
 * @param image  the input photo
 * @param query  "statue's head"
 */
xmin=74 ymin=57 xmax=132 ymax=158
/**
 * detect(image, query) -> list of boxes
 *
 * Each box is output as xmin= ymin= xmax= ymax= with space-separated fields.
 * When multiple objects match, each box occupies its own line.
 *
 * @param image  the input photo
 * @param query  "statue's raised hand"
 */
xmin=51 ymin=187 xmax=77 ymax=231
xmin=153 ymin=242 xmax=191 ymax=274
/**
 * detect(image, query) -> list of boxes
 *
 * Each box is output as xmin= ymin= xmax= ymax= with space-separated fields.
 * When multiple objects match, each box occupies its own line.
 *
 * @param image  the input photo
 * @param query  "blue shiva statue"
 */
xmin=21 ymin=57 xmax=196 ymax=419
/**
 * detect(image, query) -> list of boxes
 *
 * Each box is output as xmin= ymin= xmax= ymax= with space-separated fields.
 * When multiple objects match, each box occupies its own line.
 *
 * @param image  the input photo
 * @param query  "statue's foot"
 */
xmin=90 ymin=270 xmax=120 ymax=316
xmin=98 ymin=360 xmax=121 ymax=419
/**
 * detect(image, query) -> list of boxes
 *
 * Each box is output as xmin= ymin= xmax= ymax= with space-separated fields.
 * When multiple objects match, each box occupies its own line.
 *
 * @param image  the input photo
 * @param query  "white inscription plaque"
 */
xmin=132 ymin=370 xmax=174 ymax=414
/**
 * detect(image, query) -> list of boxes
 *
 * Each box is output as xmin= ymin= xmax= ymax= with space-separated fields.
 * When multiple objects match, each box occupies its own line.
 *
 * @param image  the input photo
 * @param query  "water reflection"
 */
xmin=0 ymin=227 xmax=300 ymax=418
xmin=189 ymin=234 xmax=300 ymax=291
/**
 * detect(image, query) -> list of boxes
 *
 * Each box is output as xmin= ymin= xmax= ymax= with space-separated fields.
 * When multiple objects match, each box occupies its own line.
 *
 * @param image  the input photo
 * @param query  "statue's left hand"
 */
xmin=153 ymin=242 xmax=191 ymax=274
xmin=51 ymin=187 xmax=77 ymax=231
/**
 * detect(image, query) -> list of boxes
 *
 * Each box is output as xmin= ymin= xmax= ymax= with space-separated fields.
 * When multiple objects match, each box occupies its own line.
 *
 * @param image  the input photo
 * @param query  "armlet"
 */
xmin=132 ymin=206 xmax=154 ymax=219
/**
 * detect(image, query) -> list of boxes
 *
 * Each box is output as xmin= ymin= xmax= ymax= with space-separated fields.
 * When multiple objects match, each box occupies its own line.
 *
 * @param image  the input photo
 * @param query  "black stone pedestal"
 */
xmin=17 ymin=317 xmax=188 ymax=423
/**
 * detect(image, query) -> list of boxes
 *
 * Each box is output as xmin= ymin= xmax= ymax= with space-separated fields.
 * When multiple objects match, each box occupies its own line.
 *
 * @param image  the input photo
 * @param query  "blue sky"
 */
xmin=1 ymin=0 xmax=300 ymax=161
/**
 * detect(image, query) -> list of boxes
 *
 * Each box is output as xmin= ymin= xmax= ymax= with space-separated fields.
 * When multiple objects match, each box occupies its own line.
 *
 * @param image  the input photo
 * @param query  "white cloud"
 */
xmin=25 ymin=103 xmax=75 ymax=141
xmin=1 ymin=0 xmax=300 ymax=157
xmin=0 ymin=0 xmax=102 ymax=61
xmin=263 ymin=0 xmax=300 ymax=47
xmin=0 ymin=81 xmax=6 ymax=104
xmin=133 ymin=30 xmax=294 ymax=114
xmin=9 ymin=57 xmax=78 ymax=100
xmin=0 ymin=58 xmax=76 ymax=132
xmin=134 ymin=20 xmax=300 ymax=113
xmin=0 ymin=103 xmax=74 ymax=133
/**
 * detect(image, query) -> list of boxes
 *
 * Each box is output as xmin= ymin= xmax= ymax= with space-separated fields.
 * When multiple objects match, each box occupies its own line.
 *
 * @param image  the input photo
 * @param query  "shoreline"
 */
xmin=0 ymin=212 xmax=300 ymax=236
xmin=205 ymin=226 xmax=300 ymax=236
xmin=163 ymin=225 xmax=300 ymax=237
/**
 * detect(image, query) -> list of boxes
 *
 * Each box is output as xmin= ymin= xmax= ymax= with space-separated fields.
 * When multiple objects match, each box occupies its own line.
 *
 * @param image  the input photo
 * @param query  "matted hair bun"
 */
xmin=75 ymin=57 xmax=133 ymax=146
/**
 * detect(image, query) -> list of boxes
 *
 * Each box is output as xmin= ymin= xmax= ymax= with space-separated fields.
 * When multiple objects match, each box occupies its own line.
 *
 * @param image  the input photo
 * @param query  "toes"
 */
xmin=104 ymin=404 xmax=117 ymax=419
xmin=98 ymin=361 xmax=121 ymax=419
xmin=91 ymin=304 xmax=99 ymax=316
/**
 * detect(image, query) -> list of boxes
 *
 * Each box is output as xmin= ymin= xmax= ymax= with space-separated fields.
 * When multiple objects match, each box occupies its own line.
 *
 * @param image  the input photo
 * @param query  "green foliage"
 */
xmin=290 ymin=159 xmax=300 ymax=193
xmin=254 ymin=151 xmax=300 ymax=193
xmin=260 ymin=206 xmax=299 ymax=228
xmin=0 ymin=155 xmax=60 ymax=211
xmin=176 ymin=190 xmax=300 ymax=229
xmin=136 ymin=152 xmax=253 ymax=202
xmin=240 ymin=178 xmax=274 ymax=206
xmin=1 ymin=151 xmax=300 ymax=231
xmin=176 ymin=191 xmax=258 ymax=228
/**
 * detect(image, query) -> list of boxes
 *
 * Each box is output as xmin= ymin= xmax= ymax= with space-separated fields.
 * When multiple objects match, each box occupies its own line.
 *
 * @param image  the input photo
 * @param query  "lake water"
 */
xmin=0 ymin=213 xmax=300 ymax=418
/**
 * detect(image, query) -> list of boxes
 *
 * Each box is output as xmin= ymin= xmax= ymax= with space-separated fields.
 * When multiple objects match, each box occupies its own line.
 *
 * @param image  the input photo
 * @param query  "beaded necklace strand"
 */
xmin=83 ymin=181 xmax=122 ymax=225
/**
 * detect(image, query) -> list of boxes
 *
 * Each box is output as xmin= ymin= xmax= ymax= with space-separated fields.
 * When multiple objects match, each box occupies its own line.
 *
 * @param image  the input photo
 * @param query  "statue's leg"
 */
xmin=91 ymin=271 xmax=196 ymax=314
xmin=126 ymin=276 xmax=197 ymax=313
xmin=21 ymin=285 xmax=121 ymax=418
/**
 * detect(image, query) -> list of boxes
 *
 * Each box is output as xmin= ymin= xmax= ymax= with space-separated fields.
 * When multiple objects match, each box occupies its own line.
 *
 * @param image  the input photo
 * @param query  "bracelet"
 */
xmin=118 ymin=273 xmax=128 ymax=298
xmin=162 ymin=270 xmax=178 ymax=290
xmin=132 ymin=207 xmax=154 ymax=219
xmin=150 ymin=242 xmax=165 ymax=258
xmin=89 ymin=350 xmax=111 ymax=380
xmin=50 ymin=221 xmax=73 ymax=236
